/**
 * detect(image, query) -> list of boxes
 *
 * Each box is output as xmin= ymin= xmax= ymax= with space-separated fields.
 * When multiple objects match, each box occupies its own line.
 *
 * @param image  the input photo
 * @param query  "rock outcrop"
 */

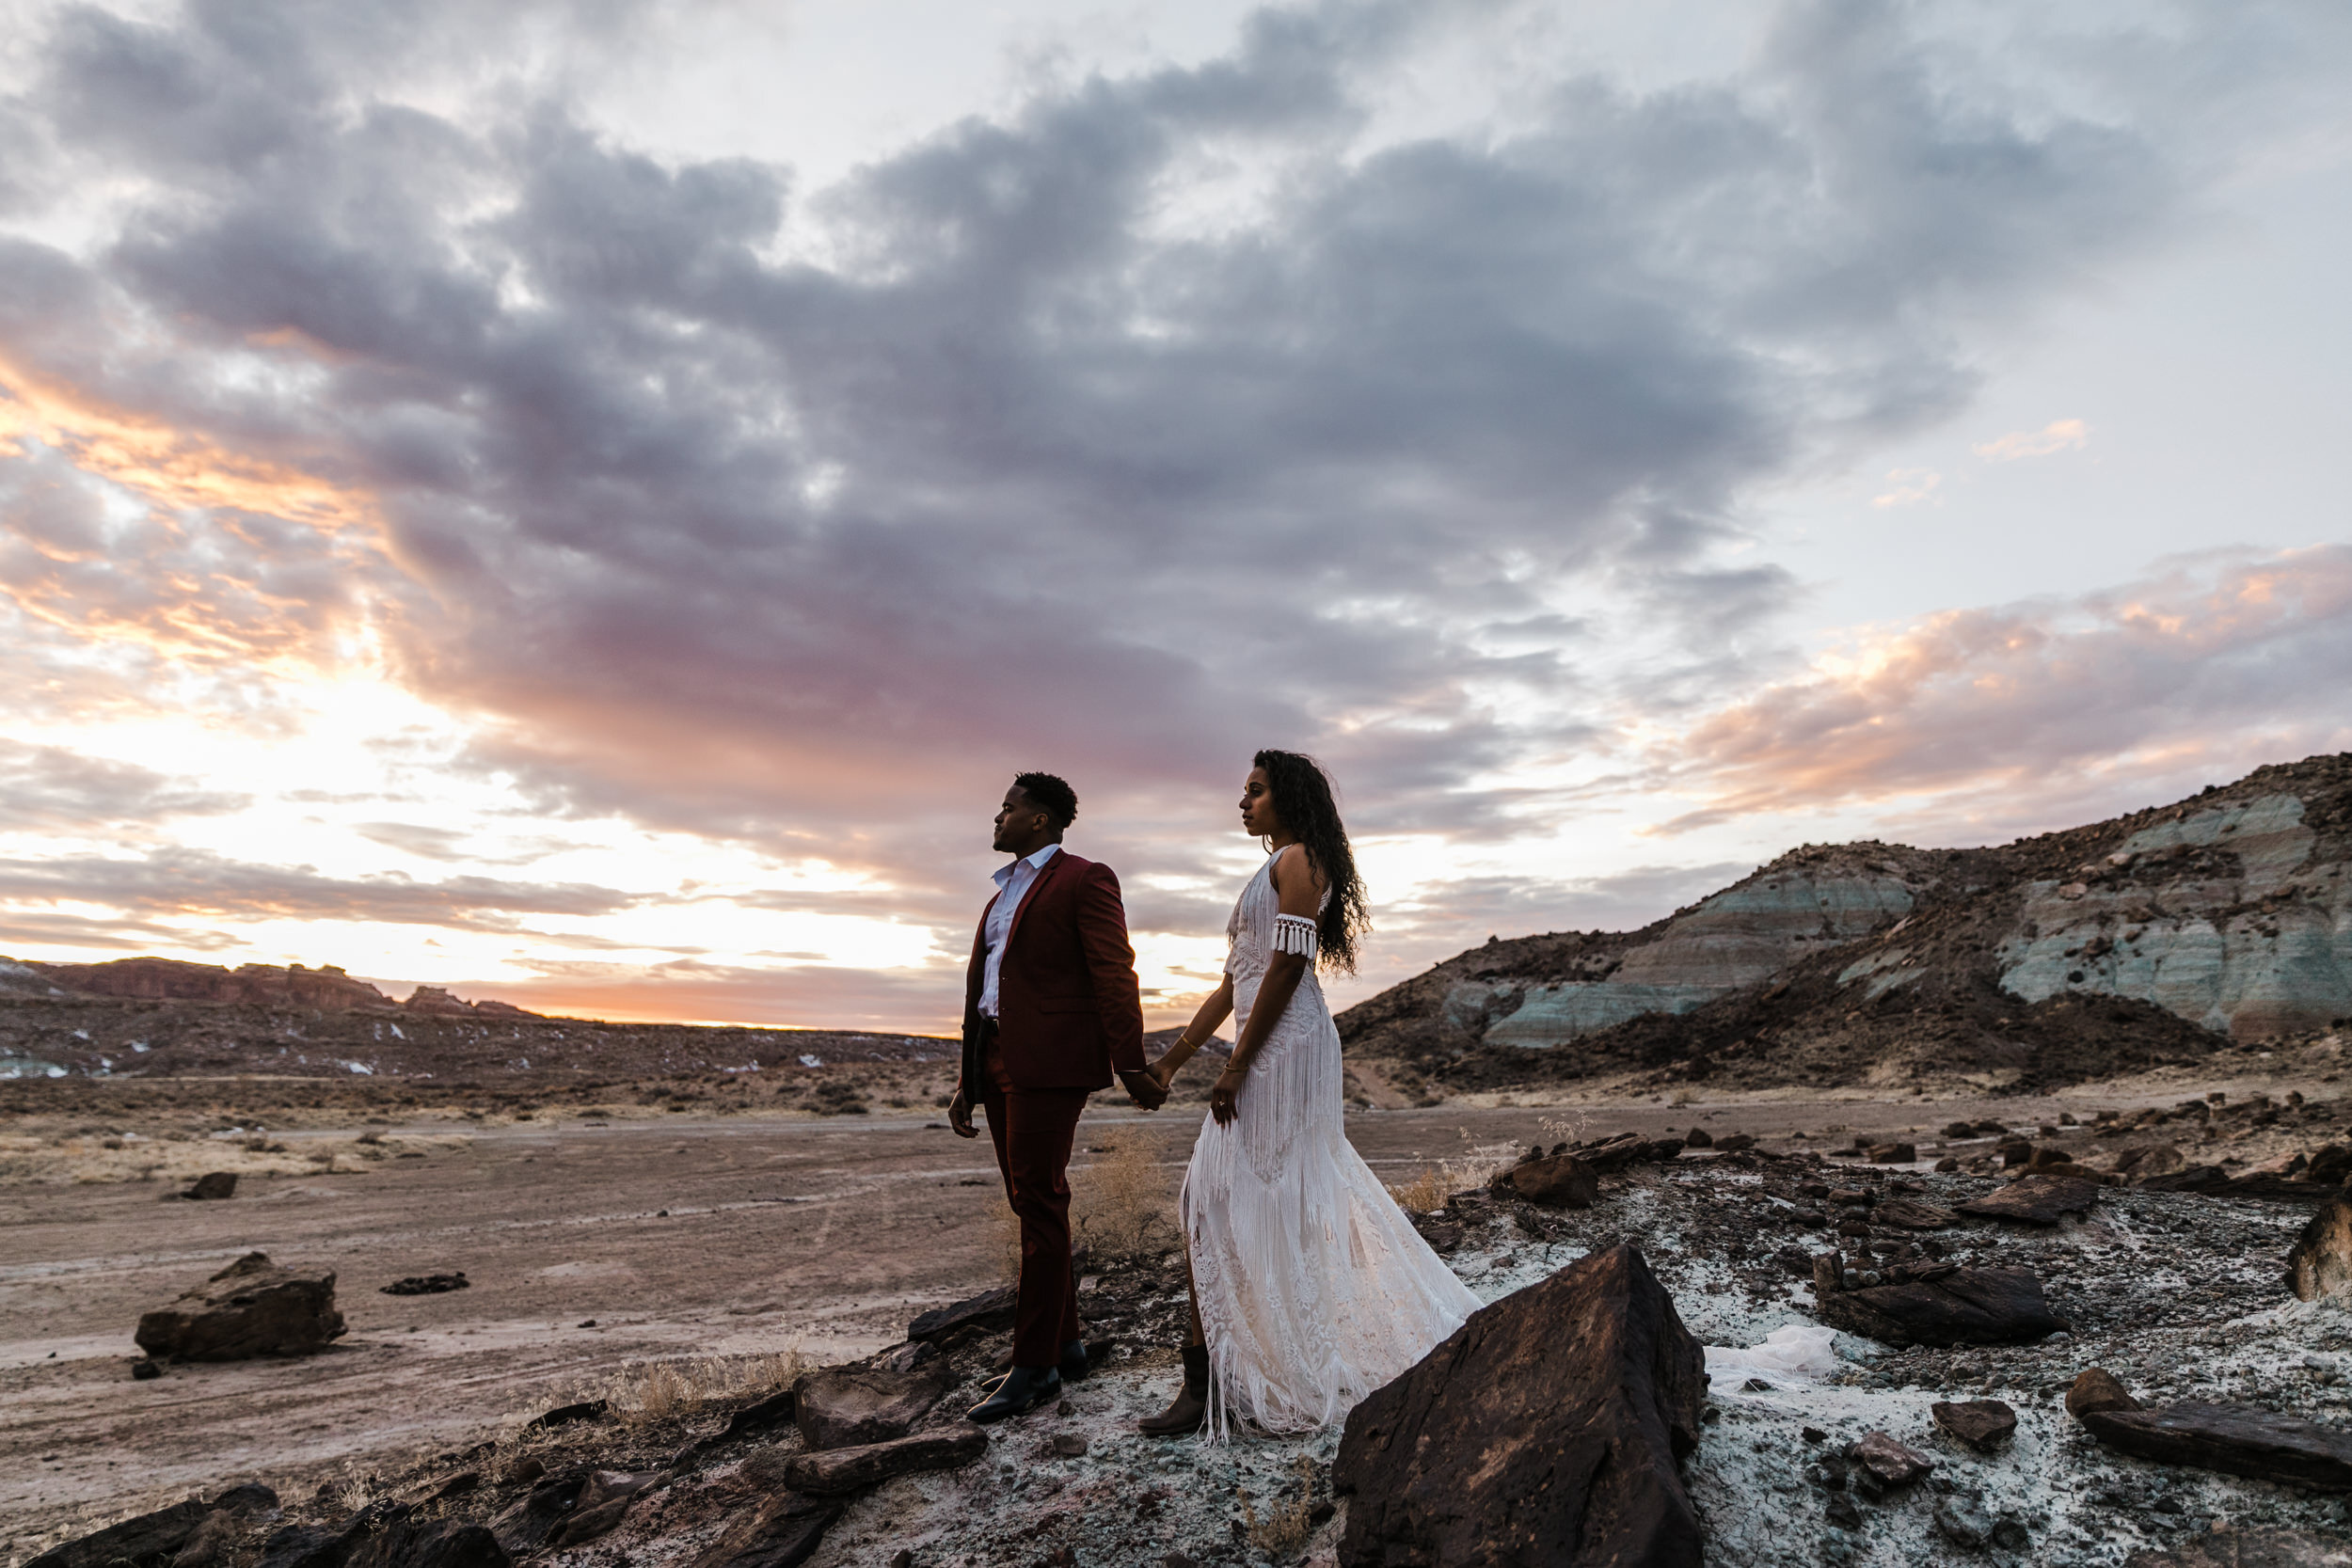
xmin=31 ymin=958 xmax=391 ymax=1008
xmin=1341 ymin=752 xmax=2352 ymax=1089
xmin=1333 ymin=1243 xmax=1705 ymax=1567
xmin=135 ymin=1252 xmax=346 ymax=1360
xmin=31 ymin=1486 xmax=278 ymax=1568
xmin=790 ymin=1365 xmax=952 ymax=1449
xmin=1812 ymin=1264 xmax=2066 ymax=1347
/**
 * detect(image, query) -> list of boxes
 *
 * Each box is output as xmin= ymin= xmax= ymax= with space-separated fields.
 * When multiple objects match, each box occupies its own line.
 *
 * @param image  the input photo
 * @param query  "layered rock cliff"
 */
xmin=1340 ymin=752 xmax=2352 ymax=1089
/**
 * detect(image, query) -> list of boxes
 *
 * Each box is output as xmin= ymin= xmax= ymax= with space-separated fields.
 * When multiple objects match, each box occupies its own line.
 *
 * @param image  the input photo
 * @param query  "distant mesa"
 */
xmin=19 ymin=957 xmax=538 ymax=1018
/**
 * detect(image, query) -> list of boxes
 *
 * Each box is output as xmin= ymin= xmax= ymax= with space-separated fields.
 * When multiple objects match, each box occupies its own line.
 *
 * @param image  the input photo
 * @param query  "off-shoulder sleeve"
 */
xmin=1270 ymin=912 xmax=1319 ymax=960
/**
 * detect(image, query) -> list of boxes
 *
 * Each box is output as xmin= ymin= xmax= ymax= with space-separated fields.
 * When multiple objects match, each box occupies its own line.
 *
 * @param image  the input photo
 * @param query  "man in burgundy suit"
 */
xmin=948 ymin=770 xmax=1164 ymax=1423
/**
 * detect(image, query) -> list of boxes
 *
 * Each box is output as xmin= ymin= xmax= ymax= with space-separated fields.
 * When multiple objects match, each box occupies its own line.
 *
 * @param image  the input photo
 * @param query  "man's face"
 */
xmin=993 ymin=785 xmax=1050 ymax=853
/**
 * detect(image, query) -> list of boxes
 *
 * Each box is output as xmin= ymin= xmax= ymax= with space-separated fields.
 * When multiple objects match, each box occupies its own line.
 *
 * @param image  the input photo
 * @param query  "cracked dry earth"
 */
xmin=9 ymin=1091 xmax=2352 ymax=1568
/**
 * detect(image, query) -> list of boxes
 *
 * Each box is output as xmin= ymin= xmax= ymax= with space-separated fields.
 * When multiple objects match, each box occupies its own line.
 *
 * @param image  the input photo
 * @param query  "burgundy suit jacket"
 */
xmin=961 ymin=848 xmax=1147 ymax=1093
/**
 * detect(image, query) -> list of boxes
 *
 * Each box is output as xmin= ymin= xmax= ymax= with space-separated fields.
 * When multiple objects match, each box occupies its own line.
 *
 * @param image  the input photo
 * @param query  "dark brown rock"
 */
xmin=487 ymin=1470 xmax=592 ymax=1554
xmin=1683 ymin=1127 xmax=1712 ymax=1148
xmin=2123 ymin=1528 xmax=2352 ymax=1566
xmin=1849 ymin=1430 xmax=1932 ymax=1486
xmin=1500 ymin=1152 xmax=1598 ymax=1209
xmin=2083 ymin=1402 xmax=2352 ymax=1491
xmin=135 ymin=1253 xmax=345 ymax=1361
xmin=183 ymin=1173 xmax=238 ymax=1201
xmin=781 ymin=1429 xmax=988 ymax=1496
xmin=28 ymin=1499 xmax=212 ymax=1568
xmin=1872 ymin=1198 xmax=1959 ymax=1231
xmin=1865 ymin=1143 xmax=1916 ymax=1164
xmin=1955 ymin=1174 xmax=2100 ymax=1226
xmin=687 ymin=1494 xmax=843 ymax=1568
xmin=341 ymin=1510 xmax=508 ymax=1568
xmin=1813 ymin=1266 xmax=2065 ymax=1347
xmin=546 ymin=1472 xmax=658 ymax=1548
xmin=907 ymin=1286 xmax=1017 ymax=1343
xmin=1931 ymin=1399 xmax=2017 ymax=1450
xmin=1333 ymin=1243 xmax=1705 ymax=1568
xmin=2309 ymin=1146 xmax=2352 ymax=1187
xmin=2288 ymin=1197 xmax=2352 ymax=1302
xmin=791 ymin=1364 xmax=952 ymax=1449
xmin=1713 ymin=1132 xmax=1756 ymax=1152
xmin=2066 ymin=1368 xmax=2142 ymax=1420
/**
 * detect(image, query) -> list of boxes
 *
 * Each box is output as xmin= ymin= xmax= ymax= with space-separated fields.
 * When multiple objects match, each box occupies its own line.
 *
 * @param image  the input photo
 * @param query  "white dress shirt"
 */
xmin=978 ymin=842 xmax=1061 ymax=1020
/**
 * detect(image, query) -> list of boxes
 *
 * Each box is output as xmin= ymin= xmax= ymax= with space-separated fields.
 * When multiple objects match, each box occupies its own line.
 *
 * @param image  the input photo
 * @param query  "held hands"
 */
xmin=946 ymin=1088 xmax=978 ymax=1138
xmin=1118 ymin=1068 xmax=1168 ymax=1112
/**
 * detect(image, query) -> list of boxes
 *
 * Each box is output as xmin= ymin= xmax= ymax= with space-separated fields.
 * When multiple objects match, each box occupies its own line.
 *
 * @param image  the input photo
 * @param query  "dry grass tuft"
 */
xmin=1241 ymin=1456 xmax=1321 ymax=1559
xmin=1386 ymin=1129 xmax=1519 ymax=1213
xmin=596 ymin=1346 xmax=812 ymax=1427
xmin=329 ymin=1462 xmax=380 ymax=1514
xmin=1385 ymin=1164 xmax=1453 ymax=1214
xmin=1073 ymin=1132 xmax=1176 ymax=1263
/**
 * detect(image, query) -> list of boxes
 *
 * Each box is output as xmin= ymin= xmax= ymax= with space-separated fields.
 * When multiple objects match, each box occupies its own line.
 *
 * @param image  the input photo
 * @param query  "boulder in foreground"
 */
xmin=1496 ymin=1151 xmax=1598 ymax=1209
xmin=791 ymin=1364 xmax=953 ymax=1449
xmin=1813 ymin=1265 xmax=2065 ymax=1347
xmin=2080 ymin=1401 xmax=2352 ymax=1493
xmin=1333 ymin=1242 xmax=1706 ymax=1568
xmin=906 ymin=1287 xmax=1017 ymax=1344
xmin=1955 ymin=1174 xmax=2100 ymax=1226
xmin=781 ymin=1428 xmax=987 ymax=1495
xmin=2287 ymin=1196 xmax=2352 ymax=1302
xmin=28 ymin=1483 xmax=276 ymax=1568
xmin=135 ymin=1253 xmax=345 ymax=1361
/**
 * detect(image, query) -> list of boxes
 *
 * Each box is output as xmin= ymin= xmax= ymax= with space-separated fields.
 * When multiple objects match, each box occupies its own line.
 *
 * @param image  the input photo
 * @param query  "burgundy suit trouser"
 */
xmin=978 ymin=1027 xmax=1088 ymax=1369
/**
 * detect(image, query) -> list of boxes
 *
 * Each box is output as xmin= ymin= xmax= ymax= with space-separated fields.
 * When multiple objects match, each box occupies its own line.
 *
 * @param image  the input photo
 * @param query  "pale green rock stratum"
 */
xmin=1339 ymin=752 xmax=2352 ymax=1081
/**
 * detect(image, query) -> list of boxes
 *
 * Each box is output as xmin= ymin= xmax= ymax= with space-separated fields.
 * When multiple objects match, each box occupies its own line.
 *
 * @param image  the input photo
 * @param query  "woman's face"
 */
xmin=1238 ymin=767 xmax=1282 ymax=839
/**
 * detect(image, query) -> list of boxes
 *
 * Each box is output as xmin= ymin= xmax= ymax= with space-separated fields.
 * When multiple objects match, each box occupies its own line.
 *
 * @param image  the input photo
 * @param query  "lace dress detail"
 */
xmin=1179 ymin=857 xmax=1481 ymax=1438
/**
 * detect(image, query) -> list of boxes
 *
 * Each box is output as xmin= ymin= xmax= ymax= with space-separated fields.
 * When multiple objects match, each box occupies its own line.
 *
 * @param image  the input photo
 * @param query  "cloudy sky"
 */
xmin=2 ymin=0 xmax=2347 ymax=1031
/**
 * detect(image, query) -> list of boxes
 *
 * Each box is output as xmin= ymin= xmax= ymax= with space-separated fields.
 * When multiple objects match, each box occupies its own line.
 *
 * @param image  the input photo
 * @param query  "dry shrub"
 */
xmin=598 ymin=1346 xmax=811 ymax=1426
xmin=1387 ymin=1129 xmax=1519 ymax=1213
xmin=1241 ymin=1456 xmax=1320 ymax=1559
xmin=329 ymin=1461 xmax=380 ymax=1514
xmin=1073 ymin=1132 xmax=1176 ymax=1263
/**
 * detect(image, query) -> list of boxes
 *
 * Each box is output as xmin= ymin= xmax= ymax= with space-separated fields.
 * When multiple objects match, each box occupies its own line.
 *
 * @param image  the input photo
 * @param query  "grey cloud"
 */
xmin=0 ymin=847 xmax=645 ymax=928
xmin=0 ymin=739 xmax=250 ymax=831
xmin=3 ymin=0 xmax=2343 ymax=1009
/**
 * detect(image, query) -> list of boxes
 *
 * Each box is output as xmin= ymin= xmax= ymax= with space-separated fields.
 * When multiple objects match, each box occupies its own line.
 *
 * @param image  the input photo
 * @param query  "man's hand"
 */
xmin=947 ymin=1088 xmax=978 ymax=1138
xmin=1118 ymin=1068 xmax=1168 ymax=1112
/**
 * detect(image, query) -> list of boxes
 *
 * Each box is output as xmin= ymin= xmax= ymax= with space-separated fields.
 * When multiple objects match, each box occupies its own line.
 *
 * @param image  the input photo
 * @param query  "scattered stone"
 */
xmin=792 ymin=1364 xmax=953 ymax=1449
xmin=2080 ymin=1402 xmax=2352 ymax=1492
xmin=1048 ymin=1433 xmax=1089 ymax=1458
xmin=2288 ymin=1196 xmax=2352 ymax=1302
xmin=1824 ymin=1494 xmax=1861 ymax=1528
xmin=135 ymin=1253 xmax=345 ymax=1361
xmin=1714 ymin=1132 xmax=1756 ymax=1152
xmin=181 ymin=1173 xmax=238 ymax=1201
xmin=2066 ymin=1369 xmax=2143 ymax=1420
xmin=488 ymin=1472 xmax=592 ymax=1555
xmin=1872 ymin=1198 xmax=1959 ymax=1231
xmin=2123 ymin=1529 xmax=2352 ymax=1566
xmin=1802 ymin=1426 xmax=1828 ymax=1444
xmin=1497 ymin=1152 xmax=1598 ymax=1209
xmin=1931 ymin=1399 xmax=2017 ymax=1451
xmin=1684 ymin=1127 xmax=1712 ymax=1148
xmin=130 ymin=1357 xmax=162 ymax=1380
xmin=1934 ymin=1494 xmax=1994 ymax=1548
xmin=1560 ymin=1133 xmax=1685 ymax=1172
xmin=1955 ymin=1174 xmax=2100 ymax=1226
xmin=546 ymin=1471 xmax=660 ymax=1548
xmin=781 ymin=1429 xmax=988 ymax=1496
xmin=1991 ymin=1518 xmax=2030 ymax=1551
xmin=907 ymin=1287 xmax=1018 ymax=1343
xmin=1333 ymin=1243 xmax=1706 ymax=1568
xmin=525 ymin=1401 xmax=608 ymax=1431
xmin=28 ymin=1485 xmax=279 ymax=1568
xmin=1866 ymin=1143 xmax=1915 ymax=1164
xmin=381 ymin=1275 xmax=469 ymax=1296
xmin=2310 ymin=1146 xmax=2352 ymax=1187
xmin=1849 ymin=1431 xmax=1932 ymax=1487
xmin=340 ymin=1507 xmax=506 ymax=1568
xmin=1813 ymin=1266 xmax=2066 ymax=1347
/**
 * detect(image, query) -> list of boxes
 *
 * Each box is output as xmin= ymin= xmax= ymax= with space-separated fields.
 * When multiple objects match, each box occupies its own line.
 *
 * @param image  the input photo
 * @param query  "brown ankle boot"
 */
xmin=1138 ymin=1343 xmax=1208 ymax=1436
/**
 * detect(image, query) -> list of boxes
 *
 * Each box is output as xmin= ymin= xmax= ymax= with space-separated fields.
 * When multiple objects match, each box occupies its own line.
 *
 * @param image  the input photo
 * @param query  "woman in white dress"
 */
xmin=1137 ymin=750 xmax=1480 ymax=1438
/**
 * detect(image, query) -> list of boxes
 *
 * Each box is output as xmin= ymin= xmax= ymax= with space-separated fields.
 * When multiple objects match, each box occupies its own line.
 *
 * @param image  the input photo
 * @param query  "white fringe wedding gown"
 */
xmin=1179 ymin=856 xmax=1481 ymax=1438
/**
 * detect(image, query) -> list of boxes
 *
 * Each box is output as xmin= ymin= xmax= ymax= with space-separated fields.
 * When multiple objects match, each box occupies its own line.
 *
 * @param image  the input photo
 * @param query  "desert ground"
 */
xmin=7 ymin=1048 xmax=2348 ymax=1565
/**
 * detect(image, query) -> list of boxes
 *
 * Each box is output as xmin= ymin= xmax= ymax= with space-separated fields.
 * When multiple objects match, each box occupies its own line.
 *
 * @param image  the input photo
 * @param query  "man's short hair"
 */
xmin=1011 ymin=770 xmax=1078 ymax=831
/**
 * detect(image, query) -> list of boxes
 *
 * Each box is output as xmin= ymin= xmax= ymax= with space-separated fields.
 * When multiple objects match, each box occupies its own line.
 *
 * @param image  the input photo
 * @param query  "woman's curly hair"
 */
xmin=1253 ymin=748 xmax=1371 ymax=973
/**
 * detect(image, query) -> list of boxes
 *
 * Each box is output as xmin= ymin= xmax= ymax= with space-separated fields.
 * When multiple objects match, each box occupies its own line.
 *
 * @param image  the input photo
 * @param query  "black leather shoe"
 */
xmin=967 ymin=1365 xmax=1060 ymax=1424
xmin=982 ymin=1338 xmax=1089 ymax=1398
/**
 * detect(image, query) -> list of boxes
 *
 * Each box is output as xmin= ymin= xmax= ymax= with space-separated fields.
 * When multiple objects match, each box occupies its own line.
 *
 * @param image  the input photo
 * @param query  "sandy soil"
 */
xmin=3 ymin=1070 xmax=2340 ymax=1560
